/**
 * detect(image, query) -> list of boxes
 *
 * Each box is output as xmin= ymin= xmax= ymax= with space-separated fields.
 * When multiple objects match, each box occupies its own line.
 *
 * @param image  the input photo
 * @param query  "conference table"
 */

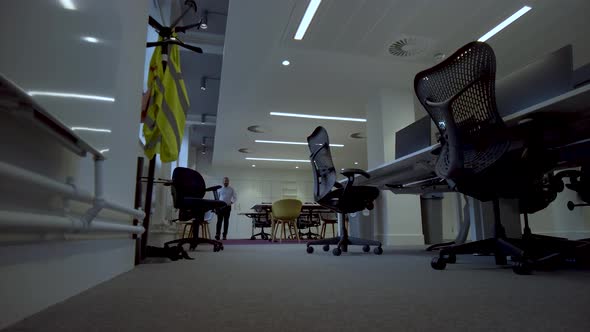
xmin=248 ymin=203 xmax=332 ymax=241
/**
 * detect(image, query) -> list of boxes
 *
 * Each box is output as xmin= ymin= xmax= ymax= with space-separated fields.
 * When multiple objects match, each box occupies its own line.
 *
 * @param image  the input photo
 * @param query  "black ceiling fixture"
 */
xmin=146 ymin=0 xmax=209 ymax=53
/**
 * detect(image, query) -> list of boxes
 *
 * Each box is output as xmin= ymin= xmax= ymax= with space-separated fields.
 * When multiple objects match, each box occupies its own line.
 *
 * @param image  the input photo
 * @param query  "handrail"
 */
xmin=0 ymin=73 xmax=145 ymax=235
xmin=0 ymin=73 xmax=104 ymax=159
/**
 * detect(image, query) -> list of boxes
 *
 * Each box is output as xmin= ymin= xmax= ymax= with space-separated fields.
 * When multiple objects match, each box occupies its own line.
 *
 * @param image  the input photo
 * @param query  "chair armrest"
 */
xmin=206 ymin=185 xmax=222 ymax=192
xmin=340 ymin=168 xmax=370 ymax=179
xmin=340 ymin=168 xmax=370 ymax=194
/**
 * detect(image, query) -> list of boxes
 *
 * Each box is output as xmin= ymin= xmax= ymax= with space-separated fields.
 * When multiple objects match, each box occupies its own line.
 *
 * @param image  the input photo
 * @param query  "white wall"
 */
xmin=0 ymin=0 xmax=149 ymax=328
xmin=366 ymin=88 xmax=424 ymax=245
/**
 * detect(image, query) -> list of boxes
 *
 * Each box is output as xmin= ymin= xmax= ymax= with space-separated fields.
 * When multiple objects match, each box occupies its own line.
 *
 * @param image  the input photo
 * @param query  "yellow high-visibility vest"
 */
xmin=143 ymin=34 xmax=190 ymax=162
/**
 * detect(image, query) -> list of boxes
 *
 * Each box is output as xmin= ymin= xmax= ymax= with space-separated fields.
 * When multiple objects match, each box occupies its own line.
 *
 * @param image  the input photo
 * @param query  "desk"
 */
xmin=357 ymin=84 xmax=590 ymax=192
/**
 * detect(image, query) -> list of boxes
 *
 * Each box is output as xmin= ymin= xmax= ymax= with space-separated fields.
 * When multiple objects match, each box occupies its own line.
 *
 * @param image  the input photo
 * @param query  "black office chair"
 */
xmin=250 ymin=213 xmax=272 ymax=240
xmin=414 ymin=41 xmax=574 ymax=274
xmin=164 ymin=167 xmax=226 ymax=254
xmin=305 ymin=126 xmax=383 ymax=256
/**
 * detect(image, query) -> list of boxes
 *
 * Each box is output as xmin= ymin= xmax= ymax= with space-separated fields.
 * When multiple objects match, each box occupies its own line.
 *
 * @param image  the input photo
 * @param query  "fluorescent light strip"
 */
xmin=28 ymin=91 xmax=115 ymax=102
xmin=59 ymin=0 xmax=76 ymax=10
xmin=255 ymin=140 xmax=343 ymax=147
xmin=71 ymin=127 xmax=112 ymax=133
xmin=270 ymin=112 xmax=366 ymax=122
xmin=478 ymin=6 xmax=532 ymax=42
xmin=246 ymin=157 xmax=310 ymax=163
xmin=99 ymin=149 xmax=110 ymax=153
xmin=294 ymin=0 xmax=322 ymax=40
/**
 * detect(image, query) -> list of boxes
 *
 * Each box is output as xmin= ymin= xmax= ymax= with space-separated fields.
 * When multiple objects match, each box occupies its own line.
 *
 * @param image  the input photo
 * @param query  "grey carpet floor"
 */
xmin=4 ymin=245 xmax=590 ymax=332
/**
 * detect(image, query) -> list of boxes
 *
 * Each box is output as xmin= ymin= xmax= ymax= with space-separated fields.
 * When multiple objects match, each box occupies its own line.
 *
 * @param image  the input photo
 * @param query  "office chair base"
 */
xmin=306 ymin=236 xmax=382 ymax=255
xmin=426 ymin=241 xmax=455 ymax=251
xmin=165 ymin=237 xmax=224 ymax=253
xmin=250 ymin=231 xmax=271 ymax=240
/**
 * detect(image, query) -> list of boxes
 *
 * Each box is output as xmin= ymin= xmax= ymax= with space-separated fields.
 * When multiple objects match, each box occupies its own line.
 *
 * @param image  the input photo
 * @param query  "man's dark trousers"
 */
xmin=216 ymin=206 xmax=231 ymax=239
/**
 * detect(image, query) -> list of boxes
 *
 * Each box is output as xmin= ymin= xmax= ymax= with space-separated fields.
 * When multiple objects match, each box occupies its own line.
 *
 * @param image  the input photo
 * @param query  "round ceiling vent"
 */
xmin=238 ymin=148 xmax=252 ymax=154
xmin=388 ymin=36 xmax=432 ymax=57
xmin=247 ymin=125 xmax=266 ymax=133
xmin=350 ymin=132 xmax=366 ymax=139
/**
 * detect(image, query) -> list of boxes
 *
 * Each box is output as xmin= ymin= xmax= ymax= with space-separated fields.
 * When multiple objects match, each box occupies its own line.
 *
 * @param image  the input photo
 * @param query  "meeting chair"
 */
xmin=414 ymin=41 xmax=580 ymax=274
xmin=164 ymin=167 xmax=226 ymax=253
xmin=250 ymin=212 xmax=272 ymax=240
xmin=305 ymin=126 xmax=383 ymax=256
xmin=271 ymin=199 xmax=302 ymax=242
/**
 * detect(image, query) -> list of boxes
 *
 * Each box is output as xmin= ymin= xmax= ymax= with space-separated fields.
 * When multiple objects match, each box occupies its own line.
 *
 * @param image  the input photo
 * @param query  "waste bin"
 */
xmin=420 ymin=193 xmax=444 ymax=244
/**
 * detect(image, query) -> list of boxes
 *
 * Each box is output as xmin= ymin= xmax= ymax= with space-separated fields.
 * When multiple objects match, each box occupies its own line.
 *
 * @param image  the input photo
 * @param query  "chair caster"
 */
xmin=446 ymin=253 xmax=456 ymax=264
xmin=431 ymin=257 xmax=447 ymax=270
xmin=323 ymin=245 xmax=330 ymax=252
xmin=512 ymin=261 xmax=532 ymax=275
xmin=250 ymin=236 xmax=256 ymax=240
xmin=362 ymin=245 xmax=370 ymax=253
xmin=332 ymin=248 xmax=342 ymax=256
xmin=373 ymin=247 xmax=383 ymax=255
xmin=306 ymin=246 xmax=314 ymax=254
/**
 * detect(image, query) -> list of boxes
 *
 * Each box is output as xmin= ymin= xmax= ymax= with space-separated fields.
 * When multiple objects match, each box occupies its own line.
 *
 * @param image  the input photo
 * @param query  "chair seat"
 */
xmin=319 ymin=185 xmax=379 ymax=213
xmin=179 ymin=197 xmax=226 ymax=211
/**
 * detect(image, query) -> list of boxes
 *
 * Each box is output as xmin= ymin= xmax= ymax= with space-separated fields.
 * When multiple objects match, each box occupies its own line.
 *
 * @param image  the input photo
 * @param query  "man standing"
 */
xmin=216 ymin=177 xmax=237 ymax=240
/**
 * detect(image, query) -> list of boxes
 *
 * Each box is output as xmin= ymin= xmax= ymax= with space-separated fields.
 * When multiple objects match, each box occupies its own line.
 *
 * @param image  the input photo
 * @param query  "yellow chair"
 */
xmin=271 ymin=199 xmax=302 ymax=242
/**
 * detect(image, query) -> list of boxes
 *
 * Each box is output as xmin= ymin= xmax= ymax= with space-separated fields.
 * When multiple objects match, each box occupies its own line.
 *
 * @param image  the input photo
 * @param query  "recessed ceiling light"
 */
xmin=247 ymin=125 xmax=267 ymax=133
xmin=270 ymin=112 xmax=366 ymax=122
xmin=295 ymin=166 xmax=299 ymax=169
xmin=478 ymin=6 xmax=531 ymax=42
xmin=252 ymin=164 xmax=256 ymax=167
xmin=341 ymin=168 xmax=344 ymax=171
xmin=354 ymin=162 xmax=358 ymax=165
xmin=255 ymin=140 xmax=343 ymax=147
xmin=246 ymin=157 xmax=309 ymax=163
xmin=28 ymin=91 xmax=115 ymax=102
xmin=82 ymin=36 xmax=99 ymax=43
xmin=59 ymin=0 xmax=76 ymax=10
xmin=282 ymin=60 xmax=290 ymax=66
xmin=71 ymin=127 xmax=112 ymax=133
xmin=294 ymin=0 xmax=322 ymax=40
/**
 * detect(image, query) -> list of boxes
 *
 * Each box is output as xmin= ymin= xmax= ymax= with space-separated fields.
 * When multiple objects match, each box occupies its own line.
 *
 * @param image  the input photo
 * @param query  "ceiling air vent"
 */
xmin=388 ymin=36 xmax=432 ymax=58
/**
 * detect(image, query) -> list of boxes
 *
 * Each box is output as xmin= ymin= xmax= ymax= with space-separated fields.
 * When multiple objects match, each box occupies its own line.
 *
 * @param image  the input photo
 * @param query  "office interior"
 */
xmin=1 ymin=0 xmax=590 ymax=331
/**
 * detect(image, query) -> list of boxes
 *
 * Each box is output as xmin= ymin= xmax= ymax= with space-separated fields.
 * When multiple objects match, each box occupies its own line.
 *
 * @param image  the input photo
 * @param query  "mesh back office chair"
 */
xmin=414 ymin=41 xmax=575 ymax=274
xmin=164 ymin=167 xmax=226 ymax=253
xmin=305 ymin=126 xmax=383 ymax=256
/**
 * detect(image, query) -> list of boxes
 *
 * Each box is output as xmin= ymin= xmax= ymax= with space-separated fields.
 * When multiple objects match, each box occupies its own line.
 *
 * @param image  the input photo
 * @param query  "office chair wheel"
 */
xmin=332 ymin=248 xmax=342 ymax=256
xmin=446 ymin=253 xmax=456 ymax=264
xmin=362 ymin=245 xmax=370 ymax=253
xmin=323 ymin=245 xmax=330 ymax=252
xmin=306 ymin=246 xmax=314 ymax=254
xmin=373 ymin=247 xmax=383 ymax=255
xmin=512 ymin=261 xmax=532 ymax=275
xmin=250 ymin=236 xmax=256 ymax=240
xmin=431 ymin=257 xmax=447 ymax=270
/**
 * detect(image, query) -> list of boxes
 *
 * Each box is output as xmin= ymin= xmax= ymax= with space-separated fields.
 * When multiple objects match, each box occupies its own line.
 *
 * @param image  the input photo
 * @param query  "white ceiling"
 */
xmin=212 ymin=0 xmax=590 ymax=170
